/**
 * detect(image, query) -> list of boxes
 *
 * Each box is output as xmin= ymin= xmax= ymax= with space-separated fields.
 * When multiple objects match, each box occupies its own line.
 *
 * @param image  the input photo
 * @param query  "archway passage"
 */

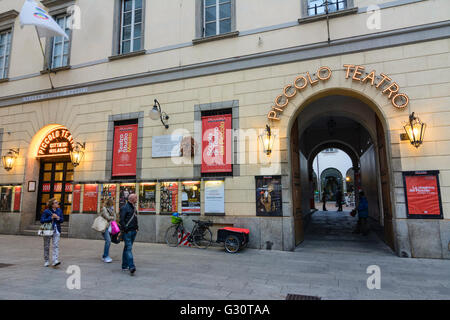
xmin=290 ymin=94 xmax=395 ymax=252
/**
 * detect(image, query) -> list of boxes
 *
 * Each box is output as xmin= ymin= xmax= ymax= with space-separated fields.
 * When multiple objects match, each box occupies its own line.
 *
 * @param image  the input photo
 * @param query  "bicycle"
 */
xmin=165 ymin=214 xmax=213 ymax=249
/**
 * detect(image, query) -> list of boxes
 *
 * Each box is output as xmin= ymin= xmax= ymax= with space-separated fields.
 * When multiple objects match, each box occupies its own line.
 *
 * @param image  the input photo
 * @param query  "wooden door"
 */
xmin=291 ymin=119 xmax=304 ymax=245
xmin=376 ymin=117 xmax=395 ymax=251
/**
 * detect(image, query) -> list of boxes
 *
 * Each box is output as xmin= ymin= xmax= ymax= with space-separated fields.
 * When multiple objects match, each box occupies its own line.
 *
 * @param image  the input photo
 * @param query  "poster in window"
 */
xmin=83 ymin=184 xmax=98 ymax=213
xmin=101 ymin=184 xmax=117 ymax=211
xmin=256 ymin=176 xmax=282 ymax=217
xmin=72 ymin=184 xmax=81 ymax=213
xmin=13 ymin=186 xmax=22 ymax=212
xmin=0 ymin=186 xmax=12 ymax=212
xmin=201 ymin=114 xmax=232 ymax=173
xmin=112 ymin=123 xmax=138 ymax=177
xmin=403 ymin=171 xmax=443 ymax=219
xmin=119 ymin=183 xmax=136 ymax=209
xmin=204 ymin=180 xmax=225 ymax=214
xmin=139 ymin=183 xmax=156 ymax=213
xmin=182 ymin=181 xmax=201 ymax=214
xmin=160 ymin=182 xmax=178 ymax=214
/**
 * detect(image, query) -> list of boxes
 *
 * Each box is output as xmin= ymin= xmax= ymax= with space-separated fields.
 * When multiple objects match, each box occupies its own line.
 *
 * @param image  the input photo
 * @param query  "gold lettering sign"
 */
xmin=267 ymin=64 xmax=410 ymax=120
xmin=37 ymin=128 xmax=75 ymax=157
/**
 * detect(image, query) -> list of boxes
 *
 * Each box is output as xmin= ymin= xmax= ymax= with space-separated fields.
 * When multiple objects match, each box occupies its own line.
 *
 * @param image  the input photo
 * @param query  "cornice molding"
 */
xmin=0 ymin=10 xmax=19 ymax=22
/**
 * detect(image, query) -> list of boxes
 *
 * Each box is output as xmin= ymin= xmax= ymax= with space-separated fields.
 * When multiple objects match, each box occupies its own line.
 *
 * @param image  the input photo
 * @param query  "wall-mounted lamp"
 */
xmin=402 ymin=112 xmax=426 ymax=148
xmin=70 ymin=142 xmax=85 ymax=167
xmin=149 ymin=99 xmax=169 ymax=129
xmin=259 ymin=124 xmax=275 ymax=156
xmin=2 ymin=148 xmax=19 ymax=171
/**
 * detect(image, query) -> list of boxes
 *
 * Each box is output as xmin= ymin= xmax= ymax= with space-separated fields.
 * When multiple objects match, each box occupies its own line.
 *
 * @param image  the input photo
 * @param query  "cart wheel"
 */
xmin=224 ymin=235 xmax=240 ymax=253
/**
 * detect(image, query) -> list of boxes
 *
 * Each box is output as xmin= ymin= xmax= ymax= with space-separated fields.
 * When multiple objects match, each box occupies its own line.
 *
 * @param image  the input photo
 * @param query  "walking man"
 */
xmin=322 ymin=191 xmax=328 ymax=211
xmin=120 ymin=193 xmax=138 ymax=276
xmin=336 ymin=188 xmax=343 ymax=212
xmin=353 ymin=191 xmax=369 ymax=235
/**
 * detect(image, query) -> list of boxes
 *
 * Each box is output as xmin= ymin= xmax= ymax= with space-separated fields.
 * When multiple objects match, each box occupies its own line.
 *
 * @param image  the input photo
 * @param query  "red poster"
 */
xmin=83 ymin=184 xmax=98 ymax=213
xmin=201 ymin=114 xmax=232 ymax=173
xmin=405 ymin=175 xmax=441 ymax=216
xmin=160 ymin=182 xmax=178 ymax=214
xmin=72 ymin=184 xmax=81 ymax=212
xmin=112 ymin=123 xmax=138 ymax=177
xmin=14 ymin=186 xmax=21 ymax=212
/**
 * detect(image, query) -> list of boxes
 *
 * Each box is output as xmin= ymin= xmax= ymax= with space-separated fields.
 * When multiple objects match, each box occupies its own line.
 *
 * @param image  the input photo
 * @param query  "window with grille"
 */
xmin=50 ymin=15 xmax=71 ymax=69
xmin=0 ymin=29 xmax=12 ymax=79
xmin=120 ymin=0 xmax=143 ymax=54
xmin=203 ymin=0 xmax=232 ymax=37
xmin=307 ymin=0 xmax=347 ymax=16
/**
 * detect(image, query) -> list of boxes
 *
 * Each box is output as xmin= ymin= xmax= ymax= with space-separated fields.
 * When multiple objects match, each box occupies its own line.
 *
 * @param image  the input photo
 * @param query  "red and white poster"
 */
xmin=72 ymin=184 xmax=81 ymax=213
xmin=13 ymin=186 xmax=21 ymax=212
xmin=201 ymin=114 xmax=232 ymax=173
xmin=83 ymin=184 xmax=98 ymax=213
xmin=404 ymin=171 xmax=442 ymax=218
xmin=112 ymin=123 xmax=138 ymax=177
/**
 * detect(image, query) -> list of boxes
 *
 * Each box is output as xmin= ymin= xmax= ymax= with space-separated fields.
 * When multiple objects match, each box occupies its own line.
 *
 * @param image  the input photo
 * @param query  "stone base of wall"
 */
xmin=0 ymin=212 xmax=21 ymax=235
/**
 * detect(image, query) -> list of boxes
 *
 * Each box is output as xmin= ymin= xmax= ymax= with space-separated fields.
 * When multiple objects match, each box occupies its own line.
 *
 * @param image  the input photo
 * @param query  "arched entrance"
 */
xmin=287 ymin=90 xmax=396 ymax=252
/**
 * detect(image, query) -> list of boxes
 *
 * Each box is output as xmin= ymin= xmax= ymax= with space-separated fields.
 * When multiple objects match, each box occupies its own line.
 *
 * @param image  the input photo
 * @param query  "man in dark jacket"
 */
xmin=335 ymin=188 xmax=343 ymax=212
xmin=120 ymin=193 xmax=138 ymax=275
xmin=353 ymin=191 xmax=369 ymax=235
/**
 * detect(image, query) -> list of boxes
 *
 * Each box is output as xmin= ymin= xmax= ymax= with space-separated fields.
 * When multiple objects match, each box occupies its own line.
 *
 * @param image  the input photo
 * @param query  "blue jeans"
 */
xmin=102 ymin=231 xmax=111 ymax=259
xmin=122 ymin=230 xmax=137 ymax=270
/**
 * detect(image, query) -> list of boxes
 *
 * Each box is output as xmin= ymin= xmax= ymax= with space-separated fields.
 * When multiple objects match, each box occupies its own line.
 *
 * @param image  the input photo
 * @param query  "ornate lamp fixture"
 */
xmin=2 ymin=148 xmax=19 ymax=171
xmin=259 ymin=124 xmax=276 ymax=156
xmin=70 ymin=142 xmax=85 ymax=167
xmin=149 ymin=99 xmax=169 ymax=129
xmin=403 ymin=112 xmax=426 ymax=148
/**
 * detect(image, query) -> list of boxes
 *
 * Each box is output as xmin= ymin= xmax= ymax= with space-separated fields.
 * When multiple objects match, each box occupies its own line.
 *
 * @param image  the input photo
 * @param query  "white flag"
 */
xmin=19 ymin=0 xmax=69 ymax=39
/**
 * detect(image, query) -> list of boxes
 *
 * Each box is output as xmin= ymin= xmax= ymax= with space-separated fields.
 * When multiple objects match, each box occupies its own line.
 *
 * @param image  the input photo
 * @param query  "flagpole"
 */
xmin=35 ymin=27 xmax=55 ymax=90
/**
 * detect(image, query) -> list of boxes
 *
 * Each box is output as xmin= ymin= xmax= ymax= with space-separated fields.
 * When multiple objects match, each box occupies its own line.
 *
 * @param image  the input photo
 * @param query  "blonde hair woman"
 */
xmin=99 ymin=198 xmax=116 ymax=263
xmin=40 ymin=198 xmax=64 ymax=267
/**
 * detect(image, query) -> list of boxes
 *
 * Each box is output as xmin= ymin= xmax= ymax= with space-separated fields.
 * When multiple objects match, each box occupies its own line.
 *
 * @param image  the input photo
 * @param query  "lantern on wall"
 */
xmin=259 ymin=124 xmax=276 ymax=156
xmin=149 ymin=99 xmax=169 ymax=129
xmin=403 ymin=112 xmax=426 ymax=148
xmin=70 ymin=142 xmax=85 ymax=167
xmin=2 ymin=149 xmax=19 ymax=171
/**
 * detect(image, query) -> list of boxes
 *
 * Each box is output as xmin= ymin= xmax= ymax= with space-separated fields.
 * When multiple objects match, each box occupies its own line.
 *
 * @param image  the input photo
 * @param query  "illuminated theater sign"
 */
xmin=37 ymin=128 xmax=75 ymax=157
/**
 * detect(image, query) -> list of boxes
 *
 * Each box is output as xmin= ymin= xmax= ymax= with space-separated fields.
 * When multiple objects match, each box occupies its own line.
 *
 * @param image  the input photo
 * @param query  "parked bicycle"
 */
xmin=165 ymin=213 xmax=213 ymax=249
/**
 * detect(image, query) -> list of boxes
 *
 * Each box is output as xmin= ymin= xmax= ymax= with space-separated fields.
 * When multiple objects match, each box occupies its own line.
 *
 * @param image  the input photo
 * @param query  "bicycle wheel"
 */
xmin=224 ymin=234 xmax=240 ymax=253
xmin=193 ymin=227 xmax=212 ymax=249
xmin=165 ymin=224 xmax=181 ymax=247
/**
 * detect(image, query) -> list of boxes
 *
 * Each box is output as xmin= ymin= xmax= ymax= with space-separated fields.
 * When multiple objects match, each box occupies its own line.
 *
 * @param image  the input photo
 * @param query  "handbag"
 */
xmin=91 ymin=215 xmax=109 ymax=233
xmin=38 ymin=222 xmax=54 ymax=237
xmin=110 ymin=220 xmax=120 ymax=235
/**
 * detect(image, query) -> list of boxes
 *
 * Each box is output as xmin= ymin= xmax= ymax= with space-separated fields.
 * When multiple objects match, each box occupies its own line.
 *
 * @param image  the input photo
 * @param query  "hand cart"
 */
xmin=216 ymin=227 xmax=250 ymax=253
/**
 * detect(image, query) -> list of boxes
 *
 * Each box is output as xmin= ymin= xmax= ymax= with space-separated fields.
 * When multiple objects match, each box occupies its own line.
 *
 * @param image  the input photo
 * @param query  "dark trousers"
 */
xmin=355 ymin=217 xmax=369 ymax=235
xmin=322 ymin=201 xmax=327 ymax=211
xmin=337 ymin=201 xmax=343 ymax=211
xmin=122 ymin=230 xmax=137 ymax=270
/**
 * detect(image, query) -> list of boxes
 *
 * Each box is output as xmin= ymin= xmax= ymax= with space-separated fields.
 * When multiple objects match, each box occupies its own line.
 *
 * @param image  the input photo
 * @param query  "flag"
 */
xmin=19 ymin=0 xmax=69 ymax=39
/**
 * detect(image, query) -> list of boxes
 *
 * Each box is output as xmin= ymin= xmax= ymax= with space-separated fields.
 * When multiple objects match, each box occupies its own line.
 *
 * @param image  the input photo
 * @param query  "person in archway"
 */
xmin=321 ymin=191 xmax=328 ymax=211
xmin=353 ymin=191 xmax=369 ymax=236
xmin=335 ymin=188 xmax=343 ymax=212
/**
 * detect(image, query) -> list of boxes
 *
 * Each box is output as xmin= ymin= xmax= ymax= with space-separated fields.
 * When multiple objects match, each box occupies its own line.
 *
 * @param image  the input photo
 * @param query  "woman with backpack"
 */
xmin=41 ymin=198 xmax=64 ymax=267
xmin=92 ymin=198 xmax=116 ymax=263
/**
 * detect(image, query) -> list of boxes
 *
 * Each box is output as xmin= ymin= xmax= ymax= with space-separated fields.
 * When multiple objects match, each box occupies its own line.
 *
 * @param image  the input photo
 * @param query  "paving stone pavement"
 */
xmin=0 ymin=212 xmax=449 ymax=300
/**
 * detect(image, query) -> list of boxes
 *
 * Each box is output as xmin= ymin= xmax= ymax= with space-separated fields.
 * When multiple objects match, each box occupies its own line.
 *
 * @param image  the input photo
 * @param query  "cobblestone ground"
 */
xmin=0 ymin=212 xmax=449 ymax=300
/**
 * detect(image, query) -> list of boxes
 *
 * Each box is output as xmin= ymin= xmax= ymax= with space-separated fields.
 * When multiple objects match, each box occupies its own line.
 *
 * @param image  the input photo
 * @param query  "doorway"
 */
xmin=290 ymin=94 xmax=395 ymax=251
xmin=36 ymin=159 xmax=74 ymax=222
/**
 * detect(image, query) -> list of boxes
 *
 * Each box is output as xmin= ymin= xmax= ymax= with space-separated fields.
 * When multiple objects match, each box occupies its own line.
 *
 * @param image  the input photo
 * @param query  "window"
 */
xmin=0 ymin=29 xmax=11 ymax=79
xmin=203 ymin=0 xmax=232 ymax=37
xmin=50 ymin=15 xmax=71 ymax=69
xmin=307 ymin=0 xmax=347 ymax=16
xmin=120 ymin=0 xmax=143 ymax=54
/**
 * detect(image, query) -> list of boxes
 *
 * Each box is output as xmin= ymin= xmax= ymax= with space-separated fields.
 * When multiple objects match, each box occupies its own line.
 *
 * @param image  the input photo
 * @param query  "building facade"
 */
xmin=0 ymin=0 xmax=449 ymax=259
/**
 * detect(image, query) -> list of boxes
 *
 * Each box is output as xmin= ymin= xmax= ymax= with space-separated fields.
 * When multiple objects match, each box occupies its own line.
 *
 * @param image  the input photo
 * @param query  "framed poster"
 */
xmin=28 ymin=181 xmax=36 ymax=192
xmin=182 ymin=181 xmax=201 ymax=214
xmin=13 ymin=186 xmax=22 ymax=212
xmin=160 ymin=182 xmax=178 ymax=214
xmin=83 ymin=184 xmax=98 ymax=213
xmin=201 ymin=114 xmax=232 ymax=173
xmin=119 ymin=183 xmax=136 ymax=209
xmin=0 ymin=186 xmax=12 ymax=212
xmin=204 ymin=180 xmax=225 ymax=214
xmin=403 ymin=171 xmax=443 ymax=219
xmin=139 ymin=183 xmax=156 ymax=213
xmin=256 ymin=176 xmax=282 ymax=217
xmin=101 ymin=184 xmax=117 ymax=211
xmin=112 ymin=123 xmax=138 ymax=177
xmin=72 ymin=184 xmax=81 ymax=213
